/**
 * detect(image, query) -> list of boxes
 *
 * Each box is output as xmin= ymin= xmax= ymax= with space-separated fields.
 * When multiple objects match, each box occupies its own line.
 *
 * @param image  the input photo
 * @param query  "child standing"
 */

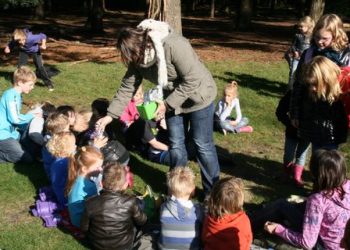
xmin=0 ymin=66 xmax=41 ymax=163
xmin=66 ymin=146 xmax=103 ymax=228
xmin=46 ymin=131 xmax=76 ymax=208
xmin=202 ymin=177 xmax=252 ymax=250
xmin=159 ymin=166 xmax=204 ymax=249
xmin=263 ymin=150 xmax=350 ymax=249
xmin=214 ymin=81 xmax=252 ymax=135
xmin=81 ymin=162 xmax=147 ymax=250
xmin=4 ymin=28 xmax=54 ymax=91
xmin=286 ymin=16 xmax=315 ymax=89
xmin=275 ymin=90 xmax=310 ymax=186
xmin=297 ymin=56 xmax=347 ymax=151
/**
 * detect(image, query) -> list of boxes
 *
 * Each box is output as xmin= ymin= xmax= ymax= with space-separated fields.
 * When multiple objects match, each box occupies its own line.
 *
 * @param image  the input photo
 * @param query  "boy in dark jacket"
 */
xmin=4 ymin=28 xmax=54 ymax=91
xmin=80 ymin=162 xmax=147 ymax=250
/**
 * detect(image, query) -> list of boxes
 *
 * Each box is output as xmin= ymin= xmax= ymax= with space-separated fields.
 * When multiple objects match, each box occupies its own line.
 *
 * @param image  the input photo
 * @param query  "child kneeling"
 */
xmin=81 ymin=162 xmax=147 ymax=250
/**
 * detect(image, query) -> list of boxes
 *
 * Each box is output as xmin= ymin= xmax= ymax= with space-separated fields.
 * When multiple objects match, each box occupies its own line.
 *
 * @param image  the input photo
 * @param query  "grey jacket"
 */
xmin=107 ymin=33 xmax=217 ymax=117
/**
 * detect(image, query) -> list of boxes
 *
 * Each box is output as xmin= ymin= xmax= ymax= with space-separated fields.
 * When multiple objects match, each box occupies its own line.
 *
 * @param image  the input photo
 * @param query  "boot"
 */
xmin=283 ymin=162 xmax=294 ymax=180
xmin=238 ymin=126 xmax=253 ymax=133
xmin=293 ymin=164 xmax=304 ymax=187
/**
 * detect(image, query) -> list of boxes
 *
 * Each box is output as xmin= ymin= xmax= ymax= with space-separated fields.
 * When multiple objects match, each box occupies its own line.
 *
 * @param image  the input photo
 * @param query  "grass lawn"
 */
xmin=0 ymin=60 xmax=349 ymax=249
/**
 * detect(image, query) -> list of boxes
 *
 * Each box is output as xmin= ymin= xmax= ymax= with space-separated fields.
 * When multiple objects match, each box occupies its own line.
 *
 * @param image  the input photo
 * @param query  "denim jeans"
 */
xmin=166 ymin=103 xmax=220 ymax=193
xmin=0 ymin=137 xmax=33 ymax=163
xmin=219 ymin=117 xmax=249 ymax=133
xmin=283 ymin=136 xmax=310 ymax=167
xmin=288 ymin=58 xmax=299 ymax=90
xmin=18 ymin=51 xmax=52 ymax=86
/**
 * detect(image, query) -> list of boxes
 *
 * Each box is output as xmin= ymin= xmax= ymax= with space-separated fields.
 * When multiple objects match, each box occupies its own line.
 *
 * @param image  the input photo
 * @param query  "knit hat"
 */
xmin=137 ymin=19 xmax=173 ymax=91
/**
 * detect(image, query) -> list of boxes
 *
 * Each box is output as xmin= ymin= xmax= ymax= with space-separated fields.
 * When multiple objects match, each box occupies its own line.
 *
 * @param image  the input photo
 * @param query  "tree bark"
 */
xmin=309 ymin=0 xmax=325 ymax=24
xmin=165 ymin=0 xmax=182 ymax=35
xmin=86 ymin=0 xmax=104 ymax=33
xmin=210 ymin=0 xmax=215 ymax=18
xmin=236 ymin=0 xmax=253 ymax=30
xmin=34 ymin=1 xmax=45 ymax=19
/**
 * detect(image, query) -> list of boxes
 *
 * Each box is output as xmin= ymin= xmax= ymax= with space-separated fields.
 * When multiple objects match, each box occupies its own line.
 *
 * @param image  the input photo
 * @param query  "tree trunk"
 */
xmin=34 ymin=1 xmax=45 ymax=19
xmin=210 ymin=0 xmax=215 ymax=18
xmin=86 ymin=0 xmax=104 ymax=33
xmin=309 ymin=0 xmax=325 ymax=24
xmin=236 ymin=0 xmax=253 ymax=30
xmin=165 ymin=0 xmax=182 ymax=35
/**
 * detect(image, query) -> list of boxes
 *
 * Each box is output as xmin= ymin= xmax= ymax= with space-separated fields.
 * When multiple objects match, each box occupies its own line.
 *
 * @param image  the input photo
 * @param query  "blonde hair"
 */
xmin=208 ymin=177 xmax=244 ymax=218
xmin=72 ymin=110 xmax=92 ymax=132
xmin=46 ymin=131 xmax=75 ymax=158
xmin=65 ymin=146 xmax=103 ymax=196
xmin=46 ymin=112 xmax=69 ymax=135
xmin=313 ymin=14 xmax=348 ymax=51
xmin=223 ymin=81 xmax=238 ymax=99
xmin=13 ymin=66 xmax=37 ymax=85
xmin=102 ymin=162 xmax=127 ymax=192
xmin=167 ymin=166 xmax=195 ymax=198
xmin=303 ymin=56 xmax=341 ymax=103
xmin=298 ymin=16 xmax=315 ymax=36
xmin=13 ymin=29 xmax=26 ymax=41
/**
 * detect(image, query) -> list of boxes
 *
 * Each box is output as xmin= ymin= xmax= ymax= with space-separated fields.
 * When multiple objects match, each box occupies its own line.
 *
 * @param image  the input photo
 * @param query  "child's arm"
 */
xmin=149 ymin=138 xmax=168 ymax=151
xmin=40 ymin=38 xmax=47 ymax=50
xmin=131 ymin=198 xmax=147 ymax=226
xmin=231 ymin=98 xmax=242 ymax=125
xmin=5 ymin=93 xmax=33 ymax=125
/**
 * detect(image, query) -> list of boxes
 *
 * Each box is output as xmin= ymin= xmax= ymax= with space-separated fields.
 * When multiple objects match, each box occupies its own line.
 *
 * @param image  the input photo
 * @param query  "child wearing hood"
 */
xmin=159 ymin=166 xmax=203 ymax=250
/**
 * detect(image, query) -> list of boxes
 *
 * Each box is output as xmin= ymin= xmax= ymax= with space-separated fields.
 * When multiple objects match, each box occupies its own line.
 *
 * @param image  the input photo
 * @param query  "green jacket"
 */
xmin=107 ymin=33 xmax=217 ymax=117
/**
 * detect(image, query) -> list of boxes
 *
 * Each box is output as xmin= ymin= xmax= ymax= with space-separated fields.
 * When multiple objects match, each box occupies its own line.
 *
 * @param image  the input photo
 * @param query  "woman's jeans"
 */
xmin=219 ymin=117 xmax=249 ymax=133
xmin=283 ymin=136 xmax=310 ymax=167
xmin=166 ymin=103 xmax=220 ymax=194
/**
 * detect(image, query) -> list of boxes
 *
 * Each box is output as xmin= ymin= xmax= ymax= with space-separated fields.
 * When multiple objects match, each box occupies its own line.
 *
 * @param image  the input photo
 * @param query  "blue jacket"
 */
xmin=0 ymin=88 xmax=33 ymax=140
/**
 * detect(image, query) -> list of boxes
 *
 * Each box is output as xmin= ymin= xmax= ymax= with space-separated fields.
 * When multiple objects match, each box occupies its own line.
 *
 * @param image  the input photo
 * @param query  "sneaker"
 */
xmin=238 ymin=126 xmax=253 ymax=133
xmin=222 ymin=129 xmax=227 ymax=136
xmin=47 ymin=83 xmax=55 ymax=91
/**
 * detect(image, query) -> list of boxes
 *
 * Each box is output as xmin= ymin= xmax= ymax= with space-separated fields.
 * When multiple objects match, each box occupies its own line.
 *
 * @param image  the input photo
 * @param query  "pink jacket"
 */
xmin=275 ymin=180 xmax=350 ymax=249
xmin=119 ymin=99 xmax=139 ymax=128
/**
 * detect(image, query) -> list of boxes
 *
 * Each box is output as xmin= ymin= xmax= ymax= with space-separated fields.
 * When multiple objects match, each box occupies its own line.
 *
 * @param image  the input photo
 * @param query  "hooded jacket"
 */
xmin=107 ymin=31 xmax=217 ymax=118
xmin=159 ymin=196 xmax=203 ymax=250
xmin=275 ymin=180 xmax=350 ymax=250
xmin=202 ymin=211 xmax=252 ymax=250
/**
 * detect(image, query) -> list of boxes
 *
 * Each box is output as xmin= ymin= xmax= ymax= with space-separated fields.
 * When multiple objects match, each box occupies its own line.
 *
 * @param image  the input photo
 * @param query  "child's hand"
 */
xmin=293 ymin=51 xmax=300 ymax=59
xmin=155 ymin=101 xmax=166 ymax=120
xmin=93 ymin=136 xmax=108 ymax=149
xmin=230 ymin=120 xmax=238 ymax=126
xmin=264 ymin=221 xmax=279 ymax=234
xmin=4 ymin=46 xmax=10 ymax=54
xmin=40 ymin=39 xmax=47 ymax=50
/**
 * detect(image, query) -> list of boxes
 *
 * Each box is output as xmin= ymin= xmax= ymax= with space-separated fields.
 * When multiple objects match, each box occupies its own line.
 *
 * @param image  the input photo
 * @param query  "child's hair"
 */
xmin=342 ymin=219 xmax=350 ymax=249
xmin=208 ymin=177 xmax=244 ymax=218
xmin=102 ymin=162 xmax=127 ymax=192
xmin=45 ymin=112 xmax=69 ymax=134
xmin=72 ymin=110 xmax=93 ymax=132
xmin=65 ymin=146 xmax=103 ymax=196
xmin=13 ymin=66 xmax=37 ymax=85
xmin=91 ymin=98 xmax=110 ymax=118
xmin=46 ymin=131 xmax=75 ymax=158
xmin=313 ymin=14 xmax=348 ymax=51
xmin=56 ymin=105 xmax=75 ymax=117
xmin=310 ymin=149 xmax=347 ymax=198
xmin=13 ymin=28 xmax=26 ymax=41
xmin=223 ymin=81 xmax=238 ymax=99
xmin=298 ymin=16 xmax=315 ymax=36
xmin=166 ymin=166 xmax=195 ymax=198
xmin=41 ymin=102 xmax=56 ymax=119
xmin=303 ymin=56 xmax=341 ymax=103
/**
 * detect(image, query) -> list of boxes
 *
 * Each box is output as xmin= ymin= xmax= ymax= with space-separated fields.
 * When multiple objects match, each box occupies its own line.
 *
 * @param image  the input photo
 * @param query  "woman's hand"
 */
xmin=93 ymin=136 xmax=108 ymax=149
xmin=264 ymin=221 xmax=279 ymax=234
xmin=96 ymin=115 xmax=113 ymax=132
xmin=155 ymin=101 xmax=166 ymax=121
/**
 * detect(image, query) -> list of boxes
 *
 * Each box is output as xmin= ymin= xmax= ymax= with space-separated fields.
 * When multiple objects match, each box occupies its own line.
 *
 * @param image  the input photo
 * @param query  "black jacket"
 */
xmin=276 ymin=90 xmax=298 ymax=139
xmin=81 ymin=190 xmax=147 ymax=250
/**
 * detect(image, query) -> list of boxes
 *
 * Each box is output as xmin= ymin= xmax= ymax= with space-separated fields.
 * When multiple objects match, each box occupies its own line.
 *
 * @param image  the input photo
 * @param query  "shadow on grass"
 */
xmin=214 ymin=71 xmax=286 ymax=98
xmin=13 ymin=161 xmax=49 ymax=191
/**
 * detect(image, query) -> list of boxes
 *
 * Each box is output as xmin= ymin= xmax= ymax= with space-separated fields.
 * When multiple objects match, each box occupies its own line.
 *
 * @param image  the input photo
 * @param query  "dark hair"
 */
xmin=41 ymin=102 xmax=56 ymax=119
xmin=57 ymin=105 xmax=75 ymax=116
xmin=116 ymin=27 xmax=152 ymax=66
xmin=91 ymin=98 xmax=109 ymax=117
xmin=310 ymin=149 xmax=347 ymax=198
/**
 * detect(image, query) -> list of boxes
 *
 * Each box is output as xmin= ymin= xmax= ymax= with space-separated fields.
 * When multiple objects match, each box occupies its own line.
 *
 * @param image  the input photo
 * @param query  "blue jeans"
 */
xmin=219 ymin=117 xmax=249 ymax=133
xmin=0 ymin=137 xmax=33 ymax=163
xmin=288 ymin=58 xmax=299 ymax=90
xmin=166 ymin=103 xmax=220 ymax=193
xmin=283 ymin=136 xmax=310 ymax=167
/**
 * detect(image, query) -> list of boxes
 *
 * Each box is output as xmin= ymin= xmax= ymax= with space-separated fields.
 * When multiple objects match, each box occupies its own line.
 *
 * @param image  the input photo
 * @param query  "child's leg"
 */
xmin=287 ymin=58 xmax=299 ymax=90
xmin=32 ymin=52 xmax=54 ymax=90
xmin=233 ymin=117 xmax=249 ymax=131
xmin=294 ymin=140 xmax=310 ymax=167
xmin=18 ymin=51 xmax=29 ymax=67
xmin=219 ymin=120 xmax=235 ymax=132
xmin=0 ymin=138 xmax=33 ymax=163
xmin=283 ymin=136 xmax=298 ymax=166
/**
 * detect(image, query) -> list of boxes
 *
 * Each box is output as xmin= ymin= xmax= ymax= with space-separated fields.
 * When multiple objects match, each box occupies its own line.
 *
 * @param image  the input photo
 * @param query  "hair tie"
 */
xmin=81 ymin=146 xmax=86 ymax=152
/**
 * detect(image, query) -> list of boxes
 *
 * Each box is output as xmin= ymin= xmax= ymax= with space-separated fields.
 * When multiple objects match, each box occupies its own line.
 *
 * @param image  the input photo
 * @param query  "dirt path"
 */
xmin=0 ymin=12 xmax=298 ymax=65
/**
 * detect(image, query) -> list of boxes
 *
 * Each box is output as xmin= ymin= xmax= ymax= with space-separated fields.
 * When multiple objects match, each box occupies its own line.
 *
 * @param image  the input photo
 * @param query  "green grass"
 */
xmin=0 ymin=60 xmax=349 ymax=249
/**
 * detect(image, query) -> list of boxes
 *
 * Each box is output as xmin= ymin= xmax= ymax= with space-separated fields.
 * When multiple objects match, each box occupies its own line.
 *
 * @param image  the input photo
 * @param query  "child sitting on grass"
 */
xmin=159 ymin=166 xmax=204 ymax=249
xmin=0 ymin=66 xmax=41 ymax=163
xmin=81 ymin=162 xmax=147 ymax=250
xmin=66 ymin=146 xmax=103 ymax=228
xmin=214 ymin=81 xmax=252 ymax=135
xmin=202 ymin=177 xmax=252 ymax=250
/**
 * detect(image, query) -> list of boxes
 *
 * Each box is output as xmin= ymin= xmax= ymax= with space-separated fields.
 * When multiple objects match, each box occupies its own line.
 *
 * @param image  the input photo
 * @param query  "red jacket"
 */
xmin=202 ymin=211 xmax=252 ymax=250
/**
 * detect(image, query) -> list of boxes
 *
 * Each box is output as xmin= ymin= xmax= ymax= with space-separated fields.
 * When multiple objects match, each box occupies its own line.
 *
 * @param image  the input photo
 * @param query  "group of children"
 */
xmin=1 ymin=12 xmax=350 ymax=250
